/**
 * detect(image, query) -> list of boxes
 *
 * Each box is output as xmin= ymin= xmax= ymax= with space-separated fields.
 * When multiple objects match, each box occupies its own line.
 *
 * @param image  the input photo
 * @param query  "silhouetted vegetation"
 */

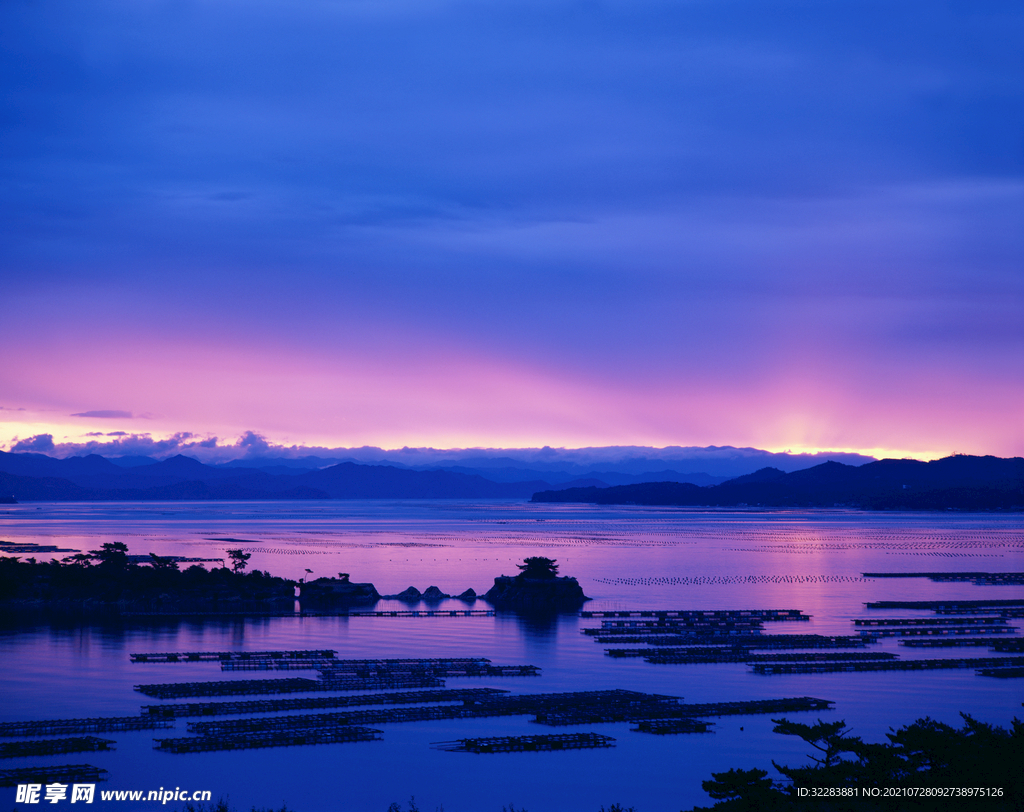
xmin=516 ymin=556 xmax=559 ymax=579
xmin=0 ymin=550 xmax=294 ymax=612
xmin=686 ymin=713 xmax=1023 ymax=811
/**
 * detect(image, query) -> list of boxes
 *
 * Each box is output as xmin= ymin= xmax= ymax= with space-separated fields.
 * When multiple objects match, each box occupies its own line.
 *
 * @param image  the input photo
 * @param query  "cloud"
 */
xmin=11 ymin=434 xmax=56 ymax=453
xmin=70 ymin=410 xmax=134 ymax=419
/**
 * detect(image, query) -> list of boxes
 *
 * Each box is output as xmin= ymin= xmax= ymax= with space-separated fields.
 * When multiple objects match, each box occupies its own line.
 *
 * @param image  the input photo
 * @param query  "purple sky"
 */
xmin=2 ymin=0 xmax=1022 ymax=459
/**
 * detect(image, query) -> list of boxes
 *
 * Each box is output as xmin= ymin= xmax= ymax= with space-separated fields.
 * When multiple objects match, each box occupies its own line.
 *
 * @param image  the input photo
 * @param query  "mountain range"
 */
xmin=532 ymin=456 xmax=1024 ymax=511
xmin=0 ymin=449 xmax=1021 ymax=509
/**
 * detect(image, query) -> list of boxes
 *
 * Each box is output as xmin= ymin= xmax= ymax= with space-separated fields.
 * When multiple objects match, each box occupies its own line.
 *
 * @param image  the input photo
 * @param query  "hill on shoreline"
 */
xmin=531 ymin=455 xmax=1024 ymax=511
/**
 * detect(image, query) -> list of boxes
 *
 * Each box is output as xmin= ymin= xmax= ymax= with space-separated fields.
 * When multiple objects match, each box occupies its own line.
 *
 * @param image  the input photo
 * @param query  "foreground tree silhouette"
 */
xmin=516 ymin=557 xmax=559 ymax=579
xmin=686 ymin=713 xmax=1023 ymax=811
xmin=226 ymin=549 xmax=252 ymax=573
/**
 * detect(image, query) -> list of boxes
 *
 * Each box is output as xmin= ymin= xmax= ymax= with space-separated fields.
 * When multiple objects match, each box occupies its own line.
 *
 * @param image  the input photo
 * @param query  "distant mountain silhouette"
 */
xmin=532 ymin=456 xmax=1024 ymax=511
xmin=0 ymin=451 xmax=549 ymax=501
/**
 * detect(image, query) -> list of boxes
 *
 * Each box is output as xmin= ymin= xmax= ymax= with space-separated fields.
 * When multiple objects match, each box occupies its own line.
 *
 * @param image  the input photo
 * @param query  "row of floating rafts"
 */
xmin=589 ymin=634 xmax=875 ymax=648
xmin=156 ymin=726 xmax=383 ymax=754
xmin=149 ymin=692 xmax=835 ymax=752
xmin=131 ymin=649 xmax=336 ymax=663
xmin=136 ymin=667 xmax=544 ymax=700
xmin=431 ymin=733 xmax=616 ymax=753
xmin=0 ymin=716 xmax=173 ymax=738
xmin=752 ymin=656 xmax=1024 ymax=674
xmin=0 ymin=737 xmax=115 ymax=759
xmin=141 ymin=688 xmax=511 ymax=719
xmin=864 ymin=599 xmax=1024 ymax=610
xmin=0 ymin=765 xmax=108 ymax=788
xmin=853 ymin=616 xmax=1009 ymax=627
xmin=856 ymin=626 xmax=1015 ymax=637
xmin=636 ymin=652 xmax=898 ymax=665
xmin=579 ymin=609 xmax=809 ymax=621
xmin=863 ymin=571 xmax=1024 ymax=585
xmin=901 ymin=638 xmax=1024 ymax=650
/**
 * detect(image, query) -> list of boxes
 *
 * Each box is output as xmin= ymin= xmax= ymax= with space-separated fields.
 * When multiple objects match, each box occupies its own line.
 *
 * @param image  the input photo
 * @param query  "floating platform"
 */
xmin=0 ymin=716 xmax=173 ymax=738
xmin=753 ymin=656 xmax=1024 ymax=674
xmin=221 ymin=660 xmax=338 ymax=671
xmin=339 ymin=610 xmax=494 ymax=617
xmin=642 ymin=652 xmax=897 ymax=665
xmin=853 ymin=617 xmax=1008 ymax=627
xmin=864 ymin=600 xmax=1024 ymax=610
xmin=632 ymin=719 xmax=714 ymax=734
xmin=135 ymin=675 xmax=464 ymax=698
xmin=580 ymin=610 xmax=808 ymax=621
xmin=0 ymin=764 xmax=108 ymax=787
xmin=674 ymin=697 xmax=833 ymax=717
xmin=590 ymin=634 xmax=873 ymax=648
xmin=899 ymin=639 xmax=1010 ymax=648
xmin=0 ymin=737 xmax=115 ymax=759
xmin=432 ymin=732 xmax=615 ymax=753
xmin=862 ymin=572 xmax=1024 ymax=585
xmin=132 ymin=650 xmax=337 ymax=663
xmin=142 ymin=688 xmax=510 ymax=718
xmin=977 ymin=667 xmax=1024 ymax=678
xmin=856 ymin=626 xmax=1015 ymax=637
xmin=934 ymin=608 xmax=1024 ymax=617
xmin=597 ymin=620 xmax=764 ymax=630
xmin=155 ymin=725 xmax=382 ymax=753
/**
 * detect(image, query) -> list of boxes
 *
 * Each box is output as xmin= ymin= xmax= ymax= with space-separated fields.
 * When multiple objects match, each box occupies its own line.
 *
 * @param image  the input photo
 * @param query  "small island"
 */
xmin=484 ymin=556 xmax=590 ymax=610
xmin=0 ymin=544 xmax=378 ymax=615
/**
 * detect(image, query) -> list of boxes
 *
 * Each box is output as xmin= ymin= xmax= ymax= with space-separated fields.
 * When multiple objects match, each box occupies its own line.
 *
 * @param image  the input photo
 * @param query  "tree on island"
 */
xmin=516 ymin=557 xmax=559 ymax=580
xmin=89 ymin=541 xmax=129 ymax=569
xmin=226 ymin=549 xmax=251 ymax=573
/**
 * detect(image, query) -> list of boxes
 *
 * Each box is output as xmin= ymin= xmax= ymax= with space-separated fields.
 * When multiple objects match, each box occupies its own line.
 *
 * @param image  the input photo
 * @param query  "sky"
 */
xmin=2 ymin=0 xmax=1022 ymax=461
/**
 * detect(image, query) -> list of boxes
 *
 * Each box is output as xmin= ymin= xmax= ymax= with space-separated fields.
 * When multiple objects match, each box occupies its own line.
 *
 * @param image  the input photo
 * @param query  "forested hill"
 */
xmin=531 ymin=455 xmax=1024 ymax=510
xmin=0 ymin=452 xmax=557 ymax=501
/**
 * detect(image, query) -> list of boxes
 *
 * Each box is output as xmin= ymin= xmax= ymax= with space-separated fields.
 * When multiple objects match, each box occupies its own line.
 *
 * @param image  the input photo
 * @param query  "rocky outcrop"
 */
xmin=302 ymin=578 xmax=380 ymax=608
xmin=456 ymin=588 xmax=477 ymax=602
xmin=484 ymin=575 xmax=589 ymax=611
xmin=421 ymin=585 xmax=450 ymax=601
xmin=386 ymin=586 xmax=423 ymax=602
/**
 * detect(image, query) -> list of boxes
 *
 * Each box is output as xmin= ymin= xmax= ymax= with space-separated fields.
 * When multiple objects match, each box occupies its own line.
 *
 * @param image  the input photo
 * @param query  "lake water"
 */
xmin=2 ymin=501 xmax=1023 ymax=812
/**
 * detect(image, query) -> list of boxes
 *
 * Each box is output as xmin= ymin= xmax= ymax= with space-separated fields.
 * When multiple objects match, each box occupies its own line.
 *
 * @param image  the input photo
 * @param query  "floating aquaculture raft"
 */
xmin=0 ymin=737 xmax=115 ymax=759
xmin=142 ymin=688 xmax=510 ymax=718
xmin=155 ymin=726 xmax=383 ymax=753
xmin=0 ymin=765 xmax=108 ymax=787
xmin=0 ymin=716 xmax=173 ymax=738
xmin=433 ymin=732 xmax=615 ymax=753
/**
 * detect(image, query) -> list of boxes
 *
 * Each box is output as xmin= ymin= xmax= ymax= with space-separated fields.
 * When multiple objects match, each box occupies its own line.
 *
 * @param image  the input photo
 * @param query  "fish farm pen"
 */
xmin=589 ymin=634 xmax=874 ymax=647
xmin=641 ymin=652 xmax=898 ymax=665
xmin=864 ymin=599 xmax=1024 ymax=610
xmin=432 ymin=733 xmax=616 ymax=753
xmin=579 ymin=609 xmax=810 ymax=621
xmin=131 ymin=650 xmax=337 ymax=663
xmin=672 ymin=698 xmax=833 ymax=716
xmin=632 ymin=719 xmax=714 ymax=734
xmin=0 ymin=765 xmax=108 ymax=787
xmin=853 ymin=616 xmax=1011 ymax=627
xmin=605 ymin=648 xmax=895 ymax=661
xmin=220 ymin=660 xmax=337 ymax=671
xmin=155 ymin=725 xmax=383 ymax=753
xmin=752 ymin=656 xmax=1024 ymax=674
xmin=934 ymin=608 xmax=1024 ymax=617
xmin=900 ymin=638 xmax=1023 ymax=648
xmin=855 ymin=626 xmax=1016 ymax=637
xmin=862 ymin=572 xmax=1024 ymax=585
xmin=0 ymin=737 xmax=115 ymax=759
xmin=0 ymin=716 xmax=174 ymax=738
xmin=142 ymin=688 xmax=511 ymax=718
xmin=977 ymin=667 xmax=1024 ymax=678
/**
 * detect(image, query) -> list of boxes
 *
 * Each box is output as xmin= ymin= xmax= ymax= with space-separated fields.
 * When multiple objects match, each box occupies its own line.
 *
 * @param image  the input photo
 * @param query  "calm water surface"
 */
xmin=2 ymin=502 xmax=1022 ymax=812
